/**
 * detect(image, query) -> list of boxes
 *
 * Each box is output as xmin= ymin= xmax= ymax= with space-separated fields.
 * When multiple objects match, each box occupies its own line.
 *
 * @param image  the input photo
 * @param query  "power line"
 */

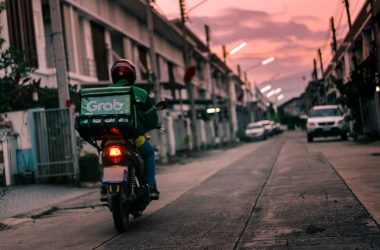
xmin=352 ymin=0 xmax=361 ymax=15
xmin=156 ymin=0 xmax=180 ymax=17
xmin=332 ymin=0 xmax=344 ymax=22
xmin=335 ymin=4 xmax=346 ymax=40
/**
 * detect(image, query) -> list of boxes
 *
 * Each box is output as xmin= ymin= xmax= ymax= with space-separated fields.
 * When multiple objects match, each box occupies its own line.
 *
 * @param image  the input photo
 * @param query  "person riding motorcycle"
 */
xmin=110 ymin=59 xmax=160 ymax=199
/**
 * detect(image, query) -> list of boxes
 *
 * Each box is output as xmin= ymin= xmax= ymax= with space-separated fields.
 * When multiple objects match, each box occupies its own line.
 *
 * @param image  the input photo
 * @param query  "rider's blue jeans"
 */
xmin=138 ymin=140 xmax=157 ymax=187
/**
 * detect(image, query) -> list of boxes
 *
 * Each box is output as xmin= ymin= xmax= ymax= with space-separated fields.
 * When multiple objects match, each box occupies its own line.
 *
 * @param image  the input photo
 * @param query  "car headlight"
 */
xmin=307 ymin=122 xmax=316 ymax=127
xmin=337 ymin=120 xmax=344 ymax=126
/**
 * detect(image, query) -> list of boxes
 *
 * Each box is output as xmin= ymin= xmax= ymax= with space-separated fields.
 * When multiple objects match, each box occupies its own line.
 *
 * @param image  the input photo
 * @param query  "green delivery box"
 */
xmin=80 ymin=87 xmax=132 ymax=116
xmin=76 ymin=86 xmax=138 ymax=141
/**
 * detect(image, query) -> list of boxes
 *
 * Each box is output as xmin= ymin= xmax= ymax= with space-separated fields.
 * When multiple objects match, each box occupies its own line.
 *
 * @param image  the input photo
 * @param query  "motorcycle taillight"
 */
xmin=106 ymin=145 xmax=123 ymax=163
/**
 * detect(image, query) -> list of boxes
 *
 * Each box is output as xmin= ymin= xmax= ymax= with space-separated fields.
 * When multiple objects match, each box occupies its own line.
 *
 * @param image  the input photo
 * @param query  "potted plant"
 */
xmin=22 ymin=168 xmax=34 ymax=184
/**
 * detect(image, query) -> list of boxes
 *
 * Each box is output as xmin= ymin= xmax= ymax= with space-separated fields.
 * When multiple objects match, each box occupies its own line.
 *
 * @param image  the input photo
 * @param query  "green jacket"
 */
xmin=110 ymin=79 xmax=158 ymax=134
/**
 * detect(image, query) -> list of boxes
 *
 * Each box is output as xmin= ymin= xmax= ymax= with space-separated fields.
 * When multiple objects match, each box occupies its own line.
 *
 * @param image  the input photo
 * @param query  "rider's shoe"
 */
xmin=148 ymin=185 xmax=160 ymax=200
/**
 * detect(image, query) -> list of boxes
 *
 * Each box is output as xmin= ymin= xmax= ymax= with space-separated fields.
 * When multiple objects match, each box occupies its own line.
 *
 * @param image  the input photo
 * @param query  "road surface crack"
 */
xmin=233 ymin=138 xmax=285 ymax=250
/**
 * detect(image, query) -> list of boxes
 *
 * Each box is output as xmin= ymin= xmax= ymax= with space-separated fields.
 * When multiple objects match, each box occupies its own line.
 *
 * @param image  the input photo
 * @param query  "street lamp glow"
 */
xmin=267 ymin=88 xmax=282 ymax=98
xmin=229 ymin=42 xmax=248 ymax=56
xmin=266 ymin=90 xmax=275 ymax=98
xmin=261 ymin=56 xmax=275 ymax=66
xmin=245 ymin=56 xmax=275 ymax=72
xmin=260 ymin=85 xmax=271 ymax=93
xmin=273 ymin=88 xmax=282 ymax=94
xmin=376 ymin=86 xmax=380 ymax=92
xmin=207 ymin=107 xmax=221 ymax=114
xmin=277 ymin=94 xmax=284 ymax=101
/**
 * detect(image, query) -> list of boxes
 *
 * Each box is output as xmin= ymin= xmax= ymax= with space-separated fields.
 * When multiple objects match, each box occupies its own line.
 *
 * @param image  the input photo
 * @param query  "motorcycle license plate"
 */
xmin=102 ymin=166 xmax=128 ymax=182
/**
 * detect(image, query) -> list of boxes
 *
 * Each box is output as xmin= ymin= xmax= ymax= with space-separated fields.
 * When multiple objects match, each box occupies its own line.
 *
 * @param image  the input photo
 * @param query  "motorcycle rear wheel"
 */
xmin=111 ymin=193 xmax=129 ymax=233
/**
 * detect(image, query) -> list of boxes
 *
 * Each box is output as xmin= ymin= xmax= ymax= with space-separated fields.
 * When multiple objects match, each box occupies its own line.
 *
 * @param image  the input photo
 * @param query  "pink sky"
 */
xmin=155 ymin=0 xmax=366 ymax=102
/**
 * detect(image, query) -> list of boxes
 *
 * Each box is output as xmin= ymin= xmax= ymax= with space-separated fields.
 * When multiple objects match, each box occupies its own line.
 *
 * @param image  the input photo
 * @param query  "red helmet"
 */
xmin=111 ymin=59 xmax=136 ymax=84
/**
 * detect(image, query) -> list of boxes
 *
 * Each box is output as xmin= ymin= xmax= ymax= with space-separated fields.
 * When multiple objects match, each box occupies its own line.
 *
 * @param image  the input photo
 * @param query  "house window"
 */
xmin=196 ymin=60 xmax=204 ymax=81
xmin=90 ymin=21 xmax=109 ymax=81
xmin=111 ymin=32 xmax=124 ymax=61
xmin=138 ymin=46 xmax=148 ymax=78
xmin=156 ymin=54 xmax=160 ymax=80
xmin=167 ymin=62 xmax=175 ymax=82
xmin=6 ymin=0 xmax=38 ymax=67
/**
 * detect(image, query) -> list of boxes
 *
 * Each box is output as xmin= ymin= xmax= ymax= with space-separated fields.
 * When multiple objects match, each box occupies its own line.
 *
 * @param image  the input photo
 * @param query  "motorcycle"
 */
xmin=75 ymin=86 xmax=166 ymax=232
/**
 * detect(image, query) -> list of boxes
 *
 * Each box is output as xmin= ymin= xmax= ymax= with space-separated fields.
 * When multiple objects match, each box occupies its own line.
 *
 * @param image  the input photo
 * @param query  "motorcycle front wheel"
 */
xmin=111 ymin=192 xmax=129 ymax=233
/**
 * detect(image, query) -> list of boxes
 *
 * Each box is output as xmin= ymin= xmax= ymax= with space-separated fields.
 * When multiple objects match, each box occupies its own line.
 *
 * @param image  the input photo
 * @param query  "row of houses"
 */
xmin=288 ymin=0 xmax=380 ymax=135
xmin=323 ymin=0 xmax=380 ymax=135
xmin=0 ymin=0 xmax=263 ymax=184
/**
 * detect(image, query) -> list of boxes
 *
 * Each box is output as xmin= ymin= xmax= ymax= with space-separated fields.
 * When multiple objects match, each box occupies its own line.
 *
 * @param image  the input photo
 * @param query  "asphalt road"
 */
xmin=1 ymin=132 xmax=380 ymax=249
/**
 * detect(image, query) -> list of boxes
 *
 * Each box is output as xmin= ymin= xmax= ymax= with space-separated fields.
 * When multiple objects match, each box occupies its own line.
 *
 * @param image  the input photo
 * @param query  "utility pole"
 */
xmin=221 ymin=44 xmax=235 ymax=143
xmin=49 ymin=0 xmax=70 ymax=108
xmin=179 ymin=0 xmax=199 ymax=150
xmin=205 ymin=24 xmax=219 ymax=141
xmin=318 ymin=48 xmax=324 ymax=79
xmin=312 ymin=58 xmax=318 ymax=81
xmin=369 ymin=0 xmax=380 ymax=134
xmin=145 ymin=0 xmax=168 ymax=163
xmin=222 ymin=45 xmax=227 ymax=62
xmin=244 ymin=72 xmax=254 ymax=122
xmin=330 ymin=17 xmax=338 ymax=54
xmin=318 ymin=48 xmax=326 ymax=104
xmin=344 ymin=0 xmax=357 ymax=67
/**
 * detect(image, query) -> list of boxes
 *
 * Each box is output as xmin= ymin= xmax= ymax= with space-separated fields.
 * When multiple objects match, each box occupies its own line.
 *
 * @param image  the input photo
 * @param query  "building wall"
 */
xmin=1 ymin=0 xmax=185 ymax=89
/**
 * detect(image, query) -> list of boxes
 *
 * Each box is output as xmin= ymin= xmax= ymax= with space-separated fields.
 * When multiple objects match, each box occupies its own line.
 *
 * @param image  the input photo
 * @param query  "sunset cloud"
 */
xmin=191 ymin=8 xmax=326 ymax=45
xmin=187 ymin=7 xmax=329 ymax=102
xmin=156 ymin=0 xmax=366 ymax=102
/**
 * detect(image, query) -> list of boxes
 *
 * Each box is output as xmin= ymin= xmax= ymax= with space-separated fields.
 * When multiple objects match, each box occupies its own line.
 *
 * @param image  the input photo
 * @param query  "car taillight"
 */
xmin=106 ymin=145 xmax=123 ymax=163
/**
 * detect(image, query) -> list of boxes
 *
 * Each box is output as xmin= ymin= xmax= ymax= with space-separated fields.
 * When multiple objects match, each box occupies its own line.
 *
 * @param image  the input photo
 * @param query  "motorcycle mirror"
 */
xmin=156 ymin=101 xmax=168 ymax=111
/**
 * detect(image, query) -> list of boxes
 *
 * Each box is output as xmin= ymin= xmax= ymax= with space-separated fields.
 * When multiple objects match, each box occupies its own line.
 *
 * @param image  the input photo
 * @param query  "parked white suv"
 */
xmin=306 ymin=105 xmax=348 ymax=142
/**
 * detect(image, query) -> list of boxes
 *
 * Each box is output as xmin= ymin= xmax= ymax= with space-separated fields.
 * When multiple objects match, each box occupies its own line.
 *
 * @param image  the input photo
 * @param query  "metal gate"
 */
xmin=0 ymin=131 xmax=18 ymax=186
xmin=360 ymin=97 xmax=379 ymax=134
xmin=31 ymin=108 xmax=78 ymax=180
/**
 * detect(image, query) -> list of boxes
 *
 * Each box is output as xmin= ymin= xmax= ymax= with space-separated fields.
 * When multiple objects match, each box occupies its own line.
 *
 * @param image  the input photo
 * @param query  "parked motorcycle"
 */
xmin=75 ymin=86 xmax=166 ymax=232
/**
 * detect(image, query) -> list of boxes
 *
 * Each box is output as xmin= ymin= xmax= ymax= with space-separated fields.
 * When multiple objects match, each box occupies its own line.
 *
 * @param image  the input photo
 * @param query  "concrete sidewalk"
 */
xmin=306 ymin=132 xmax=380 ymax=224
xmin=0 ymin=185 xmax=97 ymax=222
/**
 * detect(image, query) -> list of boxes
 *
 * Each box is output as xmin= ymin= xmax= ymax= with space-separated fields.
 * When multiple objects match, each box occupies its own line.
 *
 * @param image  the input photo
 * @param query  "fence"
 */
xmin=360 ymin=97 xmax=379 ymax=134
xmin=150 ymin=115 xmax=231 ymax=156
xmin=30 ymin=108 xmax=78 ymax=181
xmin=0 ymin=131 xmax=18 ymax=186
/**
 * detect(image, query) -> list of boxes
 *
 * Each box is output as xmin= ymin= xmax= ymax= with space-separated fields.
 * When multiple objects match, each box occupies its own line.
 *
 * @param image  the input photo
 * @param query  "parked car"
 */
xmin=273 ymin=123 xmax=283 ymax=134
xmin=306 ymin=105 xmax=348 ymax=142
xmin=256 ymin=120 xmax=275 ymax=136
xmin=245 ymin=123 xmax=267 ymax=141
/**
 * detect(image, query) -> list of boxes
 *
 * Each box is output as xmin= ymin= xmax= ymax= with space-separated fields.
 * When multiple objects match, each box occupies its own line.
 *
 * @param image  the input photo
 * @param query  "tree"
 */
xmin=0 ymin=1 xmax=43 ymax=112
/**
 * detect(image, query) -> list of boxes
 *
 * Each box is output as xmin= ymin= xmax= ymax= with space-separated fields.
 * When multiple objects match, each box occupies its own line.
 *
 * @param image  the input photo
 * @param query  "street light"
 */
xmin=229 ymin=42 xmax=248 ymax=56
xmin=261 ymin=56 xmax=275 ymax=66
xmin=245 ymin=56 xmax=275 ymax=72
xmin=267 ymin=88 xmax=282 ymax=98
xmin=260 ymin=85 xmax=271 ymax=93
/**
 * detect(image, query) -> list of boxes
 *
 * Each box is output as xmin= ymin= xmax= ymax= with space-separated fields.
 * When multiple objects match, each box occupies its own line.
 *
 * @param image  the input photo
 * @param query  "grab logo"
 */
xmin=87 ymin=99 xmax=123 ymax=112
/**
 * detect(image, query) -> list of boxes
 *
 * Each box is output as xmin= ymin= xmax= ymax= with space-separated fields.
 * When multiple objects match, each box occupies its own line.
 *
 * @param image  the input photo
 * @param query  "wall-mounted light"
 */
xmin=207 ymin=107 xmax=221 ymax=114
